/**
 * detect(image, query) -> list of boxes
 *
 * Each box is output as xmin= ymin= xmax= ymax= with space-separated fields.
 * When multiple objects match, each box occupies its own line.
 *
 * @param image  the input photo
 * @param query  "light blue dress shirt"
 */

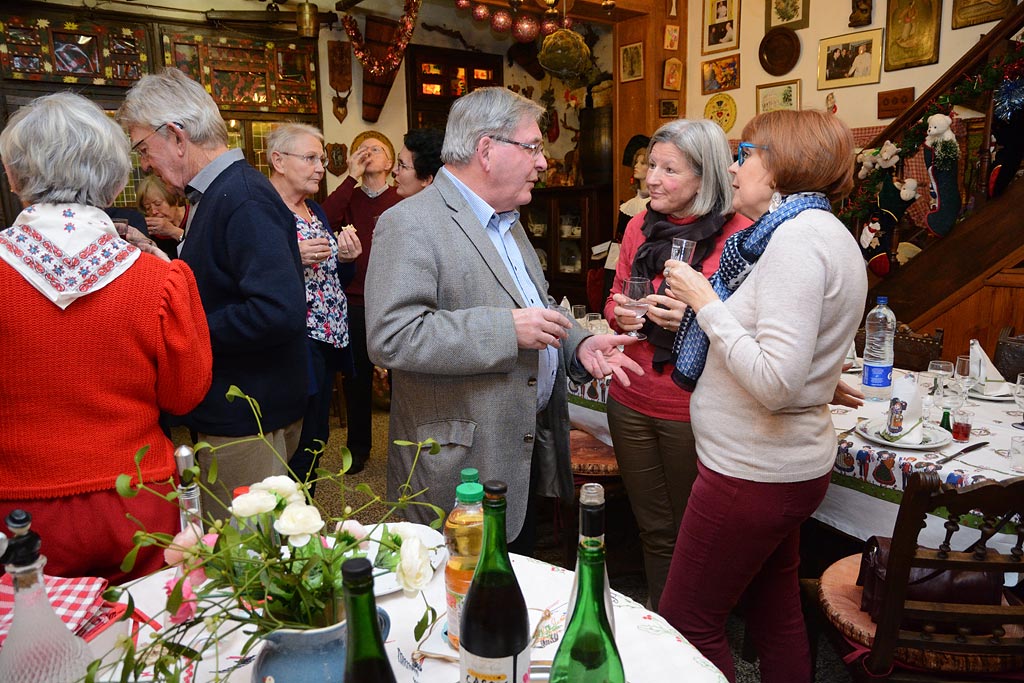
xmin=441 ymin=168 xmax=557 ymax=411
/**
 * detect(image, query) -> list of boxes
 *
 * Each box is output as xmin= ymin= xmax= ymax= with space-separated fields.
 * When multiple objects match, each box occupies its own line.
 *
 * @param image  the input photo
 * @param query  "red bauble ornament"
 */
xmin=472 ymin=3 xmax=491 ymax=21
xmin=540 ymin=17 xmax=559 ymax=36
xmin=455 ymin=0 xmax=472 ymax=8
xmin=561 ymin=16 xmax=574 ymax=29
xmin=491 ymin=9 xmax=513 ymax=33
xmin=512 ymin=13 xmax=539 ymax=43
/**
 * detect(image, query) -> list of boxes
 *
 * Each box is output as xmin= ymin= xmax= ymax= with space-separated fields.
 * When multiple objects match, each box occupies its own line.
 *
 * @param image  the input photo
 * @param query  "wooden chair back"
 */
xmin=994 ymin=326 xmax=1024 ymax=383
xmin=864 ymin=471 xmax=1024 ymax=676
xmin=855 ymin=324 xmax=944 ymax=372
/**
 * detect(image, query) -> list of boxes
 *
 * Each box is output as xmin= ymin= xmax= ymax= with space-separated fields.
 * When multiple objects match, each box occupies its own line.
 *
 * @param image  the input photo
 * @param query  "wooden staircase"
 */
xmin=852 ymin=5 xmax=1024 ymax=358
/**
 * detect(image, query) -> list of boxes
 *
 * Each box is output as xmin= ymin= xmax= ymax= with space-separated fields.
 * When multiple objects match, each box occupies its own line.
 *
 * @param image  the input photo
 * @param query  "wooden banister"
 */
xmin=865 ymin=2 xmax=1024 ymax=152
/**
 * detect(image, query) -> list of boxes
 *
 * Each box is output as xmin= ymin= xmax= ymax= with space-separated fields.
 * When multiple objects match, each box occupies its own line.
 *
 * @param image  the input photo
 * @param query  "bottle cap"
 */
xmin=175 ymin=445 xmax=197 ymax=484
xmin=341 ymin=556 xmax=373 ymax=581
xmin=1 ymin=510 xmax=41 ymax=567
xmin=456 ymin=482 xmax=484 ymax=503
xmin=877 ymin=296 xmax=888 ymax=304
xmin=579 ymin=482 xmax=605 ymax=506
xmin=460 ymin=467 xmax=480 ymax=484
xmin=483 ymin=480 xmax=507 ymax=496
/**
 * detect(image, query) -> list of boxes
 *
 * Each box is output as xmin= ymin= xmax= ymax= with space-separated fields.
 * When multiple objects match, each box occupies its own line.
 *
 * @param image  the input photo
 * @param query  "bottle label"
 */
xmin=460 ymin=647 xmax=531 ymax=683
xmin=862 ymin=364 xmax=892 ymax=388
xmin=446 ymin=586 xmax=464 ymax=642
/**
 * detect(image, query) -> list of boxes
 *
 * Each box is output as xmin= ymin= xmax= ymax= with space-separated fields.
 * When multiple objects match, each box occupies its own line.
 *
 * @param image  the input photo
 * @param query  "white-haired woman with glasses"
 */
xmin=658 ymin=109 xmax=867 ymax=682
xmin=603 ymin=119 xmax=750 ymax=611
xmin=268 ymin=123 xmax=362 ymax=492
xmin=0 ymin=91 xmax=212 ymax=582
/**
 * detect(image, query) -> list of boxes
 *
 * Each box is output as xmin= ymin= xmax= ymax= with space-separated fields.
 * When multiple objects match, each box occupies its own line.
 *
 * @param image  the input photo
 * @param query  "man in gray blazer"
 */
xmin=365 ymin=88 xmax=642 ymax=552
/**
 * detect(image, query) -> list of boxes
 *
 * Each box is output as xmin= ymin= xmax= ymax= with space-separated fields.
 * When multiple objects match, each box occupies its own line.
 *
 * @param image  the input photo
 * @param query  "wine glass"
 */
xmin=917 ymin=371 xmax=937 ymax=423
xmin=953 ymin=354 xmax=980 ymax=401
xmin=670 ymin=238 xmax=697 ymax=264
xmin=928 ymin=360 xmax=954 ymax=410
xmin=1013 ymin=373 xmax=1024 ymax=430
xmin=622 ymin=277 xmax=653 ymax=341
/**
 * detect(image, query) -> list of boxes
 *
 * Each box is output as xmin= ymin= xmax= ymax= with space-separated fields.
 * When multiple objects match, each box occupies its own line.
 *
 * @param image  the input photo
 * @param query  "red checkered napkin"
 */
xmin=0 ymin=573 xmax=108 ymax=646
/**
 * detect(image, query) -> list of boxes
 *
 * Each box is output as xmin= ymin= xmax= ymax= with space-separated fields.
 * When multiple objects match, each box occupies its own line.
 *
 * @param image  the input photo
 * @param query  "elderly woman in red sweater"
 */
xmin=0 ymin=92 xmax=213 ymax=582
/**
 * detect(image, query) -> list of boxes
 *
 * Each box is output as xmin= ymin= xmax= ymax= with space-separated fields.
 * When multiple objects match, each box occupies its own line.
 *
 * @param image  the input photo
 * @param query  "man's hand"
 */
xmin=513 ymin=307 xmax=571 ymax=350
xmin=831 ymin=378 xmax=865 ymax=408
xmin=576 ymin=335 xmax=644 ymax=387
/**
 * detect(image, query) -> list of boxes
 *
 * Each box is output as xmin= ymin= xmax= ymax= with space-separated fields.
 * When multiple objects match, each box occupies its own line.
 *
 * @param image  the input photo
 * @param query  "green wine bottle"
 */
xmin=940 ymin=408 xmax=953 ymax=432
xmin=341 ymin=557 xmax=396 ymax=683
xmin=550 ymin=489 xmax=624 ymax=683
xmin=459 ymin=480 xmax=531 ymax=682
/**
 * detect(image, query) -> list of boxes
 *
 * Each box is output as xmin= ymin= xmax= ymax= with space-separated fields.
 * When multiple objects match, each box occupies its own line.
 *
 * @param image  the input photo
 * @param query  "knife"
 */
xmin=936 ymin=440 xmax=989 ymax=465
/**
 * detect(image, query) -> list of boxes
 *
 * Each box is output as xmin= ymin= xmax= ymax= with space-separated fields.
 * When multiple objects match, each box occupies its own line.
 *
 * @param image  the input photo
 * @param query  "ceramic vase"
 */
xmin=251 ymin=607 xmax=390 ymax=683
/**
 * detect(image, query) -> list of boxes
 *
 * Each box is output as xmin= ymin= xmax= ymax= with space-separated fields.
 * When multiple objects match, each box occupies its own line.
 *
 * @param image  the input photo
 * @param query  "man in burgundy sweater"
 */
xmin=322 ymin=131 xmax=401 ymax=473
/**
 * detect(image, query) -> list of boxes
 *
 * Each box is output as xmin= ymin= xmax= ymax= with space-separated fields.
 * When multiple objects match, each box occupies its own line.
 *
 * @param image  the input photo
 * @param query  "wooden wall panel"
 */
xmin=916 ymin=272 xmax=1024 ymax=359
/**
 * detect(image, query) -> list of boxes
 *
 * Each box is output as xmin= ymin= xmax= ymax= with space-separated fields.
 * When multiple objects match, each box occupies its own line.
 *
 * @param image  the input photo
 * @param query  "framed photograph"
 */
xmin=700 ymin=54 xmax=740 ymax=95
xmin=952 ymin=0 xmax=1014 ymax=29
xmin=664 ymin=25 xmax=680 ymax=51
xmin=756 ymin=79 xmax=801 ymax=113
xmin=765 ymin=0 xmax=810 ymax=32
xmin=620 ymin=42 xmax=644 ymax=83
xmin=659 ymin=99 xmax=679 ymax=118
xmin=702 ymin=0 xmax=740 ymax=55
xmin=663 ymin=57 xmax=683 ymax=91
xmin=816 ymin=28 xmax=883 ymax=90
xmin=885 ymin=0 xmax=940 ymax=71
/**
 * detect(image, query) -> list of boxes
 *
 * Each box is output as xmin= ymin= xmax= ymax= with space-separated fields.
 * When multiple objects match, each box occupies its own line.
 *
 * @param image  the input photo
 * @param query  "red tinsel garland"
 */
xmin=341 ymin=0 xmax=422 ymax=77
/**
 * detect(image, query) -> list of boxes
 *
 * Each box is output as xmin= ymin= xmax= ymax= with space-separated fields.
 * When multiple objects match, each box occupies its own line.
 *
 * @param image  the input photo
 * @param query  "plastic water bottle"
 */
xmin=443 ymin=481 xmax=484 ymax=650
xmin=862 ymin=296 xmax=896 ymax=401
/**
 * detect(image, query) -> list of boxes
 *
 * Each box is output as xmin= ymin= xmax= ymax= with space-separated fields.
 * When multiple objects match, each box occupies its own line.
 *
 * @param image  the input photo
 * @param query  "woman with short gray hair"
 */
xmin=602 ymin=118 xmax=751 ymax=611
xmin=0 ymin=90 xmax=213 ymax=582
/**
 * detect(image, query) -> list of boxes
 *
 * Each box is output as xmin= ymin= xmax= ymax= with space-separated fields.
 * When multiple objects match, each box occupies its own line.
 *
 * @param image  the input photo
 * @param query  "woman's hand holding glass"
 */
xmin=661 ymin=258 xmax=719 ymax=312
xmin=643 ymin=291 xmax=688 ymax=332
xmin=145 ymin=215 xmax=183 ymax=241
xmin=611 ymin=292 xmax=645 ymax=336
xmin=620 ymin=277 xmax=654 ymax=341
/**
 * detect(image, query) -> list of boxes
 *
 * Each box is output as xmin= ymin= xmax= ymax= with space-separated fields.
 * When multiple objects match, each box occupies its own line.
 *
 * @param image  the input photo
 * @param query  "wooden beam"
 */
xmin=469 ymin=0 xmax=648 ymax=24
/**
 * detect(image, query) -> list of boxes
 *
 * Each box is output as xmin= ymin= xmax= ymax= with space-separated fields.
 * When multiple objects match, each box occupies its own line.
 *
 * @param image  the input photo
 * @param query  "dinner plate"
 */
xmin=855 ymin=419 xmax=952 ymax=450
xmin=758 ymin=27 xmax=800 ymax=76
xmin=366 ymin=523 xmax=446 ymax=597
xmin=968 ymin=389 xmax=1014 ymax=402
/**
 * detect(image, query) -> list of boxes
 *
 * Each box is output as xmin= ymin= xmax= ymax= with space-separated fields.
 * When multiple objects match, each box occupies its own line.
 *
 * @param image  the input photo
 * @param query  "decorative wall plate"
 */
xmin=759 ymin=27 xmax=800 ymax=76
xmin=703 ymin=93 xmax=736 ymax=133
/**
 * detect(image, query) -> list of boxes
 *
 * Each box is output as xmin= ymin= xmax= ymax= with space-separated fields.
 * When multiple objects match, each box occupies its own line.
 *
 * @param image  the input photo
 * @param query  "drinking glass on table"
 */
xmin=1009 ymin=435 xmax=1024 ymax=473
xmin=670 ymin=238 xmax=697 ymax=264
xmin=917 ymin=372 xmax=937 ymax=423
xmin=622 ymin=277 xmax=653 ymax=341
xmin=571 ymin=305 xmax=587 ymax=321
xmin=1012 ymin=373 xmax=1024 ymax=430
xmin=953 ymin=354 xmax=980 ymax=403
xmin=928 ymin=360 xmax=954 ymax=410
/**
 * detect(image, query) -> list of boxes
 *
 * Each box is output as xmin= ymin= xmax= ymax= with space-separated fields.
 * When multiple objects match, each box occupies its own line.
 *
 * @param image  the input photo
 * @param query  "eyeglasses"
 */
xmin=737 ymin=142 xmax=768 ymax=166
xmin=491 ymin=135 xmax=545 ymax=158
xmin=280 ymin=151 xmax=327 ymax=166
xmin=360 ymin=145 xmax=387 ymax=157
xmin=132 ymin=122 xmax=180 ymax=160
xmin=395 ymin=159 xmax=414 ymax=172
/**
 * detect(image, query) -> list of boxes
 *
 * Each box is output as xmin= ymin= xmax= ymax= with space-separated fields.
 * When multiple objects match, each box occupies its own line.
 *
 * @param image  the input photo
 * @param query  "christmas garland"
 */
xmin=341 ymin=0 xmax=422 ymax=77
xmin=839 ymin=40 xmax=1024 ymax=228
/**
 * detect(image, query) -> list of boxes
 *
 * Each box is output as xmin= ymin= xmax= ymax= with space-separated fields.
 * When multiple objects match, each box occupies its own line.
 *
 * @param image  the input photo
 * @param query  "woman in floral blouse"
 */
xmin=268 ymin=123 xmax=362 ymax=493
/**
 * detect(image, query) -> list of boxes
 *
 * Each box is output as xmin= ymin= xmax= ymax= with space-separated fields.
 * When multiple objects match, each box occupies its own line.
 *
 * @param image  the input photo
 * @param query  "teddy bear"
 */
xmin=859 ymin=175 xmax=919 ymax=276
xmin=857 ymin=140 xmax=901 ymax=179
xmin=923 ymin=112 xmax=961 ymax=237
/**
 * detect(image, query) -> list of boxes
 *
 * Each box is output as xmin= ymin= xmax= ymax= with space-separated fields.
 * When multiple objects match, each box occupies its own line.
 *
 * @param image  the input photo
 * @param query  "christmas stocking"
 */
xmin=924 ymin=140 xmax=961 ymax=237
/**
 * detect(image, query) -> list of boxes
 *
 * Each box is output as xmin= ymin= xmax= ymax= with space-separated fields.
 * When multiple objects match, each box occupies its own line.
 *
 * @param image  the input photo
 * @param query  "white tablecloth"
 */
xmin=113 ymin=547 xmax=725 ymax=682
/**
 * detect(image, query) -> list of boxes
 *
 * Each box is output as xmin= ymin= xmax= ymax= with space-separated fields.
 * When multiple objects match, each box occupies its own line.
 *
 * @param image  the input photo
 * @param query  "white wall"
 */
xmin=684 ymin=0 xmax=1007 ymax=135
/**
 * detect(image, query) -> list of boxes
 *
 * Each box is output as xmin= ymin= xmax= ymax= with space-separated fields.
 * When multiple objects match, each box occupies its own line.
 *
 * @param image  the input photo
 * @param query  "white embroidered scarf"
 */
xmin=0 ymin=203 xmax=140 ymax=309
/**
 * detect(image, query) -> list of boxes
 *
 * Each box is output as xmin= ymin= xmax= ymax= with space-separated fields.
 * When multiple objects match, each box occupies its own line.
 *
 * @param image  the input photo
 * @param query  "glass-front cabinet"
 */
xmin=525 ymin=185 xmax=613 ymax=307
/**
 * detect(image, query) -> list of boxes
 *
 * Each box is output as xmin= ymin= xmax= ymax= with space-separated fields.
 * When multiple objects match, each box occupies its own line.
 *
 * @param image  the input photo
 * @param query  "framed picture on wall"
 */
xmin=663 ymin=57 xmax=683 ymax=91
xmin=885 ymin=0 xmax=940 ymax=71
xmin=816 ymin=28 xmax=882 ymax=89
xmin=620 ymin=41 xmax=644 ymax=82
xmin=952 ymin=0 xmax=1015 ymax=29
xmin=756 ymin=79 xmax=801 ymax=113
xmin=664 ymin=25 xmax=680 ymax=51
xmin=659 ymin=99 xmax=679 ymax=118
xmin=702 ymin=0 xmax=740 ymax=55
xmin=764 ymin=0 xmax=809 ymax=32
xmin=701 ymin=54 xmax=740 ymax=95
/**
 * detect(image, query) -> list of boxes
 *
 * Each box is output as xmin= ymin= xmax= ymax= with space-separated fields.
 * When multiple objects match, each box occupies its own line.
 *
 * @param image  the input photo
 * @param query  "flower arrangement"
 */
xmin=95 ymin=387 xmax=444 ymax=681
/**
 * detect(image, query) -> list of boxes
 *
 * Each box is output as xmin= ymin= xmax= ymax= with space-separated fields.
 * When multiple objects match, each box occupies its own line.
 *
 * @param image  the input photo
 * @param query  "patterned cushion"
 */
xmin=569 ymin=429 xmax=619 ymax=477
xmin=818 ymin=554 xmax=1024 ymax=674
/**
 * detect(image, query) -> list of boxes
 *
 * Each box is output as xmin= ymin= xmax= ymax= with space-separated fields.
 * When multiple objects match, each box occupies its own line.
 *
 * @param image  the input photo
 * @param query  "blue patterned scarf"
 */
xmin=671 ymin=192 xmax=831 ymax=391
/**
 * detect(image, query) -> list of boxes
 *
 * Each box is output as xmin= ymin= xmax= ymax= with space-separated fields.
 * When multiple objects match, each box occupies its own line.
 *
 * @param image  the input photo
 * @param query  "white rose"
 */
xmin=274 ymin=503 xmax=325 ymax=547
xmin=394 ymin=536 xmax=433 ymax=598
xmin=230 ymin=490 xmax=278 ymax=518
xmin=252 ymin=475 xmax=303 ymax=505
xmin=386 ymin=522 xmax=420 ymax=542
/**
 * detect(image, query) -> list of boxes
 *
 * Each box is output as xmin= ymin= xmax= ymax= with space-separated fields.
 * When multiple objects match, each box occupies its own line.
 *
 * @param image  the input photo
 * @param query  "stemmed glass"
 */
xmin=953 ymin=354 xmax=980 ymax=403
xmin=927 ymin=360 xmax=954 ymax=410
xmin=917 ymin=372 xmax=937 ymax=423
xmin=1012 ymin=373 xmax=1024 ymax=430
xmin=622 ymin=277 xmax=653 ymax=341
xmin=670 ymin=238 xmax=697 ymax=264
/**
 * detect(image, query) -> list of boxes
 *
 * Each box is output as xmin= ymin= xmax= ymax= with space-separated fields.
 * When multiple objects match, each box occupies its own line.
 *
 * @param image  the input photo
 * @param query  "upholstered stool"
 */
xmin=815 ymin=554 xmax=1024 ymax=675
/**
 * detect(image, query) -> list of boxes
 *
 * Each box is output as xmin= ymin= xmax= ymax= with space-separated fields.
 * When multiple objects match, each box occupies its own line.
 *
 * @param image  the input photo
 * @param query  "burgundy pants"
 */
xmin=658 ymin=461 xmax=830 ymax=683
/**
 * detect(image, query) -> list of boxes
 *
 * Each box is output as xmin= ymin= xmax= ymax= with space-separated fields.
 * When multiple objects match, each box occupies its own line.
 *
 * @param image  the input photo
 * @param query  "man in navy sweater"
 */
xmin=120 ymin=69 xmax=308 ymax=521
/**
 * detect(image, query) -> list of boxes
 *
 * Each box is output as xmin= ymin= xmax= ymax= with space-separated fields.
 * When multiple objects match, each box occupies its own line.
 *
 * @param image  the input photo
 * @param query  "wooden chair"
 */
xmin=855 ymin=324 xmax=944 ymax=372
xmin=802 ymin=472 xmax=1024 ymax=681
xmin=994 ymin=326 xmax=1024 ymax=382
